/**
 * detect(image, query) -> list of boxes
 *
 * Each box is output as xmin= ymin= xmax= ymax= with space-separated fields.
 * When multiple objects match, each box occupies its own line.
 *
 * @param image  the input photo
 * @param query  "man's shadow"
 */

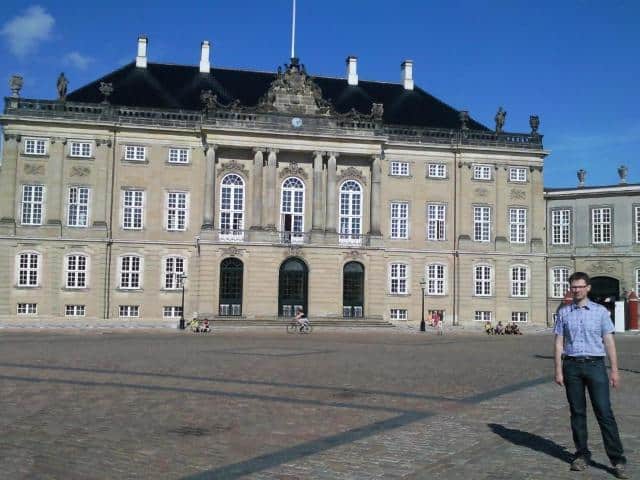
xmin=488 ymin=424 xmax=613 ymax=473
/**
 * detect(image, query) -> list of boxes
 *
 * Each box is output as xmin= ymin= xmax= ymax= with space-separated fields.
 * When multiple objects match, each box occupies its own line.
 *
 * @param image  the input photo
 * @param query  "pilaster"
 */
xmin=312 ymin=151 xmax=325 ymax=231
xmin=326 ymin=152 xmax=338 ymax=232
xmin=47 ymin=137 xmax=65 ymax=225
xmin=202 ymin=143 xmax=218 ymax=230
xmin=370 ymin=154 xmax=382 ymax=237
xmin=0 ymin=134 xmax=20 ymax=228
xmin=264 ymin=149 xmax=278 ymax=230
xmin=251 ymin=148 xmax=264 ymax=229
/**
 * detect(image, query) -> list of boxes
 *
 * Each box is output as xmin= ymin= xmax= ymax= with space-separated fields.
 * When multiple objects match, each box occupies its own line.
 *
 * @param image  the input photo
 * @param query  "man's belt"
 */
xmin=563 ymin=355 xmax=604 ymax=363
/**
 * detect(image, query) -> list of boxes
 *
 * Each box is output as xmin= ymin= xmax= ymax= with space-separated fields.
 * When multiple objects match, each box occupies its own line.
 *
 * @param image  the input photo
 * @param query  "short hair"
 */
xmin=569 ymin=271 xmax=590 ymax=285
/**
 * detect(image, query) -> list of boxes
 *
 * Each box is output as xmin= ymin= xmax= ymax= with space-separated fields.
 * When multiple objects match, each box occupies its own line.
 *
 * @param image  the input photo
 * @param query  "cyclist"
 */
xmin=295 ymin=307 xmax=309 ymax=332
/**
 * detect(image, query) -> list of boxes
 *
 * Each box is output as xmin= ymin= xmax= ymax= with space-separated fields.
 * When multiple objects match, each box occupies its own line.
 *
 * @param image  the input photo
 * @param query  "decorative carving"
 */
xmin=221 ymin=246 xmax=243 ymax=257
xmin=95 ymin=139 xmax=112 ymax=148
xmin=24 ymin=164 xmax=45 ymax=175
xmin=200 ymin=90 xmax=241 ymax=112
xmin=474 ymin=187 xmax=488 ymax=197
xmin=217 ymin=160 xmax=249 ymax=178
xmin=10 ymin=75 xmax=24 ymax=98
xmin=279 ymin=160 xmax=308 ymax=180
xmin=495 ymin=107 xmax=507 ymax=133
xmin=287 ymin=245 xmax=304 ymax=258
xmin=529 ymin=115 xmax=540 ymax=136
xmin=70 ymin=166 xmax=91 ymax=177
xmin=586 ymin=260 xmax=618 ymax=274
xmin=345 ymin=250 xmax=362 ymax=259
xmin=371 ymin=103 xmax=384 ymax=121
xmin=57 ymin=72 xmax=68 ymax=101
xmin=337 ymin=166 xmax=367 ymax=185
xmin=510 ymin=189 xmax=526 ymax=200
xmin=4 ymin=133 xmax=21 ymax=142
xmin=99 ymin=82 xmax=113 ymax=103
xmin=459 ymin=110 xmax=469 ymax=130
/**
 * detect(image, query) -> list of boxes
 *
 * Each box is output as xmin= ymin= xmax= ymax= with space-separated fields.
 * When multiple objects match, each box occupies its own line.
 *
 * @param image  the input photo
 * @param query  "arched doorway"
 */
xmin=278 ymin=258 xmax=308 ymax=317
xmin=219 ymin=258 xmax=243 ymax=316
xmin=589 ymin=276 xmax=619 ymax=320
xmin=343 ymin=261 xmax=364 ymax=318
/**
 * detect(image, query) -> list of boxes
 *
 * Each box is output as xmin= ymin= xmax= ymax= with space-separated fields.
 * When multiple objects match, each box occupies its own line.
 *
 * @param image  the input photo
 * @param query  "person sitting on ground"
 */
xmin=511 ymin=322 xmax=522 ymax=335
xmin=201 ymin=319 xmax=210 ymax=333
xmin=485 ymin=321 xmax=493 ymax=335
xmin=494 ymin=321 xmax=505 ymax=335
xmin=295 ymin=308 xmax=309 ymax=331
xmin=505 ymin=323 xmax=513 ymax=335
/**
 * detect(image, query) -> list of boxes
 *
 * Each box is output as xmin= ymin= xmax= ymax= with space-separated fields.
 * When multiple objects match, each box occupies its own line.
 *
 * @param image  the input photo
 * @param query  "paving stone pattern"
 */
xmin=0 ymin=330 xmax=637 ymax=479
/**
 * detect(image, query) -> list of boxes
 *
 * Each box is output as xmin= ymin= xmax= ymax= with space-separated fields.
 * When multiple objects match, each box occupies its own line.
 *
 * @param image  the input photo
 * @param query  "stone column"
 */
xmin=47 ymin=137 xmax=65 ymax=225
xmin=251 ymin=148 xmax=263 ymax=229
xmin=0 ymin=134 xmax=19 ymax=224
xmin=264 ymin=149 xmax=278 ymax=230
xmin=93 ymin=138 xmax=112 ymax=229
xmin=370 ymin=154 xmax=382 ymax=236
xmin=312 ymin=151 xmax=324 ymax=231
xmin=326 ymin=152 xmax=338 ymax=232
xmin=202 ymin=143 xmax=217 ymax=230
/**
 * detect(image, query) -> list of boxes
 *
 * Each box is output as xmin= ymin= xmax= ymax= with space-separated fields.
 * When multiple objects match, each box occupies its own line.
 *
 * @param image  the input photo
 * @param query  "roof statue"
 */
xmin=9 ymin=74 xmax=23 ymax=98
xmin=577 ymin=169 xmax=587 ymax=187
xmin=56 ymin=72 xmax=68 ymax=101
xmin=529 ymin=115 xmax=540 ymax=136
xmin=99 ymin=82 xmax=113 ymax=104
xmin=618 ymin=165 xmax=628 ymax=184
xmin=494 ymin=107 xmax=506 ymax=133
xmin=459 ymin=110 xmax=469 ymax=130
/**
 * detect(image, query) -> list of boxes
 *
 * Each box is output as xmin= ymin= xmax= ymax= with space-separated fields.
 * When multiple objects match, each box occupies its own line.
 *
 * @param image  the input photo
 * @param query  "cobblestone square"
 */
xmin=0 ymin=329 xmax=637 ymax=479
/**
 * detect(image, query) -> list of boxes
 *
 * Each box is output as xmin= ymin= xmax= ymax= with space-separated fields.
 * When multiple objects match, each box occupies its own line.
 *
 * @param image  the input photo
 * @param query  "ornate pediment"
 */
xmin=337 ymin=167 xmax=367 ymax=185
xmin=279 ymin=160 xmax=308 ymax=180
xmin=218 ymin=160 xmax=249 ymax=178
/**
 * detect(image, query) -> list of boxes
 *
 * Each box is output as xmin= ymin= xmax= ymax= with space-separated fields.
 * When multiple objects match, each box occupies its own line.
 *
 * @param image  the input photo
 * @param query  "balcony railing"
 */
xmin=278 ymin=231 xmax=309 ymax=245
xmin=218 ymin=230 xmax=245 ymax=242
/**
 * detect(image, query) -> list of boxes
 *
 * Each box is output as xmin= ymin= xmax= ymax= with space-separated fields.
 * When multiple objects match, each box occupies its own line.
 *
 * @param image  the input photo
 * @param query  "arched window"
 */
xmin=280 ymin=177 xmax=305 ymax=243
xmin=65 ymin=253 xmax=89 ymax=288
xmin=473 ymin=264 xmax=492 ymax=296
xmin=339 ymin=180 xmax=363 ymax=245
xmin=164 ymin=256 xmax=186 ymax=289
xmin=510 ymin=265 xmax=528 ymax=297
xmin=219 ymin=174 xmax=245 ymax=241
xmin=550 ymin=266 xmax=570 ymax=298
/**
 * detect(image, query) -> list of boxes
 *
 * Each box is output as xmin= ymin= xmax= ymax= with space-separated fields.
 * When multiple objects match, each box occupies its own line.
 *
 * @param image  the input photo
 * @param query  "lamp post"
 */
xmin=178 ymin=273 xmax=187 ymax=330
xmin=419 ymin=279 xmax=426 ymax=331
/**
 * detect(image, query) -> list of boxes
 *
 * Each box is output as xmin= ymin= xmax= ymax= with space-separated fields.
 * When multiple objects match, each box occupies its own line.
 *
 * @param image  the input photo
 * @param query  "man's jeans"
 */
xmin=563 ymin=357 xmax=626 ymax=465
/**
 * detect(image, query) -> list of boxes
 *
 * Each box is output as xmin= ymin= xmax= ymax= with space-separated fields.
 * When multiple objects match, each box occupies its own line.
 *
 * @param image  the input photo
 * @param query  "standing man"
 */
xmin=554 ymin=272 xmax=628 ymax=478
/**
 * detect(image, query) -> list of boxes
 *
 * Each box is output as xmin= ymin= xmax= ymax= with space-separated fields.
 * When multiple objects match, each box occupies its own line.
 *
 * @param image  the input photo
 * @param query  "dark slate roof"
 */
xmin=67 ymin=62 xmax=488 ymax=130
xmin=544 ymin=182 xmax=640 ymax=192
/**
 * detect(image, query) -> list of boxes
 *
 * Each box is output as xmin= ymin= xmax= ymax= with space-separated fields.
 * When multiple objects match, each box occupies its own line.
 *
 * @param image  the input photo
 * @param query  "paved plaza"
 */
xmin=0 ymin=329 xmax=638 ymax=479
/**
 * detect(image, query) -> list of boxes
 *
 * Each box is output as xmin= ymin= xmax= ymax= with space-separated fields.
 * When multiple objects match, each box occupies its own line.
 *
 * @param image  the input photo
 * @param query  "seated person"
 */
xmin=201 ymin=319 xmax=210 ymax=333
xmin=484 ymin=321 xmax=493 ymax=335
xmin=511 ymin=322 xmax=522 ymax=335
xmin=494 ymin=321 xmax=505 ymax=335
xmin=505 ymin=323 xmax=513 ymax=335
xmin=295 ymin=308 xmax=309 ymax=330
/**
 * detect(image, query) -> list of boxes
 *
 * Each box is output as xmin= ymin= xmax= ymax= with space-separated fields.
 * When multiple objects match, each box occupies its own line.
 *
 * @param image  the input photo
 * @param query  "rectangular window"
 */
xmin=427 ymin=204 xmax=446 ymax=241
xmin=66 ymin=255 xmax=87 ymax=288
xmin=21 ymin=185 xmax=44 ymax=225
xmin=473 ymin=164 xmax=492 ymax=180
xmin=551 ymin=267 xmax=570 ymax=298
xmin=67 ymin=186 xmax=90 ymax=227
xmin=390 ymin=309 xmax=408 ymax=320
xmin=168 ymin=148 xmax=189 ymax=164
xmin=390 ymin=263 xmax=408 ymax=294
xmin=124 ymin=145 xmax=146 ymax=161
xmin=65 ymin=305 xmax=86 ymax=316
xmin=474 ymin=311 xmax=492 ymax=322
xmin=390 ymin=202 xmax=409 ymax=239
xmin=509 ymin=208 xmax=527 ymax=243
xmin=636 ymin=269 xmax=640 ymax=296
xmin=17 ymin=303 xmax=37 ymax=315
xmin=473 ymin=206 xmax=491 ymax=242
xmin=509 ymin=167 xmax=527 ymax=182
xmin=635 ymin=206 xmax=640 ymax=243
xmin=511 ymin=266 xmax=528 ymax=297
xmin=123 ymin=190 xmax=144 ymax=229
xmin=24 ymin=138 xmax=47 ymax=155
xmin=474 ymin=265 xmax=492 ymax=296
xmin=551 ymin=209 xmax=571 ymax=245
xmin=390 ymin=161 xmax=409 ymax=176
xmin=70 ymin=142 xmax=92 ymax=158
xmin=120 ymin=256 xmax=141 ymax=289
xmin=164 ymin=257 xmax=185 ymax=289
xmin=17 ymin=253 xmax=39 ymax=287
xmin=167 ymin=192 xmax=188 ymax=231
xmin=426 ymin=264 xmax=446 ymax=295
xmin=511 ymin=312 xmax=528 ymax=322
xmin=119 ymin=305 xmax=140 ymax=317
xmin=592 ymin=207 xmax=612 ymax=244
xmin=163 ymin=306 xmax=183 ymax=318
xmin=427 ymin=163 xmax=446 ymax=178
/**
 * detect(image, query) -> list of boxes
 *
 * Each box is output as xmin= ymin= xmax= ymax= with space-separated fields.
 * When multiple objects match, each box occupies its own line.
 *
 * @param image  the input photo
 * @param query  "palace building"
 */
xmin=0 ymin=36 xmax=548 ymax=326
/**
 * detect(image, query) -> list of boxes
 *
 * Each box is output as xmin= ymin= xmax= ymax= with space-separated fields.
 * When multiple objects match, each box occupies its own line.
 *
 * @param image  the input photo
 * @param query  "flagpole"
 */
xmin=291 ymin=0 xmax=296 ymax=59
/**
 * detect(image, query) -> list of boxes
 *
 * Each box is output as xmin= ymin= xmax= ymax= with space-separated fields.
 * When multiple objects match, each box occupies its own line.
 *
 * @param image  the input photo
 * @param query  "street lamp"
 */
xmin=419 ymin=278 xmax=426 ymax=331
xmin=178 ymin=273 xmax=187 ymax=330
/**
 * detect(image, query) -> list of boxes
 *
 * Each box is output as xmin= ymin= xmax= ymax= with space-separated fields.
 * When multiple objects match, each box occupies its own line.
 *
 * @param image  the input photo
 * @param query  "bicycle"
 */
xmin=286 ymin=319 xmax=313 ymax=334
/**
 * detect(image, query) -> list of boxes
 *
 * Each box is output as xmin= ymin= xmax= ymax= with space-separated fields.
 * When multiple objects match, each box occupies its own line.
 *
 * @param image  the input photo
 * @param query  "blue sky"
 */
xmin=1 ymin=0 xmax=638 ymax=188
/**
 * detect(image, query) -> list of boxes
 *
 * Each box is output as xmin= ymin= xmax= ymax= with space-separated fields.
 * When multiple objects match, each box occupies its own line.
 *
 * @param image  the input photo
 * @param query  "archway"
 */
xmin=343 ymin=261 xmax=364 ymax=317
xmin=589 ymin=276 xmax=619 ymax=320
xmin=219 ymin=258 xmax=243 ymax=316
xmin=278 ymin=258 xmax=308 ymax=317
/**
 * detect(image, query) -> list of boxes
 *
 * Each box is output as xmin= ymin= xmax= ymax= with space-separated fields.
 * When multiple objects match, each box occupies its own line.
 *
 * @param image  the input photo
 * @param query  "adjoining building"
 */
xmin=1 ymin=36 xmax=548 ymax=326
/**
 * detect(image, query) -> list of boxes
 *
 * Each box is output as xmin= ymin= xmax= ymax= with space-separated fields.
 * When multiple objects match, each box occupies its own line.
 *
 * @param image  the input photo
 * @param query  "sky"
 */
xmin=1 ymin=0 xmax=638 ymax=188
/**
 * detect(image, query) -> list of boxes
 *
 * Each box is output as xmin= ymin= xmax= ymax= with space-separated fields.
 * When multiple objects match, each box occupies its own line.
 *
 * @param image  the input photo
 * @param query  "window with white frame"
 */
xmin=124 ymin=145 xmax=146 ymax=161
xmin=473 ymin=164 xmax=492 ymax=180
xmin=164 ymin=256 xmax=185 ymax=289
xmin=220 ymin=174 xmax=245 ymax=235
xmin=551 ymin=209 xmax=571 ymax=245
xmin=635 ymin=206 xmax=640 ymax=243
xmin=120 ymin=256 xmax=142 ymax=289
xmin=21 ymin=185 xmax=44 ymax=225
xmin=635 ymin=268 xmax=640 ymax=295
xmin=473 ymin=206 xmax=491 ymax=242
xmin=70 ymin=141 xmax=92 ymax=158
xmin=65 ymin=254 xmax=88 ymax=288
xmin=280 ymin=177 xmax=305 ymax=240
xmin=17 ymin=303 xmax=37 ymax=315
xmin=390 ymin=202 xmax=409 ymax=239
xmin=122 ymin=190 xmax=144 ymax=229
xmin=474 ymin=311 xmax=492 ymax=322
xmin=592 ymin=207 xmax=612 ymax=244
xmin=339 ymin=180 xmax=362 ymax=243
xmin=511 ymin=312 xmax=528 ymax=322
xmin=511 ymin=266 xmax=528 ymax=297
xmin=509 ymin=208 xmax=527 ymax=243
xmin=119 ymin=305 xmax=139 ymax=317
xmin=551 ymin=267 xmax=570 ymax=298
xmin=509 ymin=167 xmax=527 ymax=182
xmin=427 ymin=163 xmax=447 ymax=178
xmin=24 ymin=138 xmax=47 ymax=155
xmin=67 ymin=186 xmax=90 ymax=227
xmin=168 ymin=148 xmax=189 ymax=164
xmin=427 ymin=203 xmax=446 ymax=241
xmin=426 ymin=264 xmax=446 ymax=295
xmin=390 ymin=309 xmax=408 ymax=320
xmin=163 ymin=306 xmax=183 ymax=318
xmin=65 ymin=305 xmax=85 ymax=316
xmin=390 ymin=161 xmax=409 ymax=176
xmin=474 ymin=265 xmax=492 ymax=296
xmin=17 ymin=252 xmax=40 ymax=287
xmin=389 ymin=263 xmax=408 ymax=294
xmin=167 ymin=192 xmax=188 ymax=231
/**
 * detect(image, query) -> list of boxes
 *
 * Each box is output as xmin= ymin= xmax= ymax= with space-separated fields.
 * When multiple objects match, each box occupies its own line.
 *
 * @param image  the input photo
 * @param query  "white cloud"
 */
xmin=64 ymin=51 xmax=93 ymax=70
xmin=1 ymin=5 xmax=55 ymax=57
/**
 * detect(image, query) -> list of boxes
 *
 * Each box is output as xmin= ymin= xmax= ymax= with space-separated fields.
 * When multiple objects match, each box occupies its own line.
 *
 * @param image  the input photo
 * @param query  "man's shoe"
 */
xmin=570 ymin=457 xmax=588 ymax=471
xmin=613 ymin=464 xmax=629 ymax=479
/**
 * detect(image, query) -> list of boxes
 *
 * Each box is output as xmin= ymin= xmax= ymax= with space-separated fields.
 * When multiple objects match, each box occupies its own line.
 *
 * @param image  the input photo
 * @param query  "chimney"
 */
xmin=136 ymin=35 xmax=148 ymax=68
xmin=200 ymin=41 xmax=211 ymax=73
xmin=401 ymin=60 xmax=414 ymax=90
xmin=346 ymin=56 xmax=358 ymax=86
